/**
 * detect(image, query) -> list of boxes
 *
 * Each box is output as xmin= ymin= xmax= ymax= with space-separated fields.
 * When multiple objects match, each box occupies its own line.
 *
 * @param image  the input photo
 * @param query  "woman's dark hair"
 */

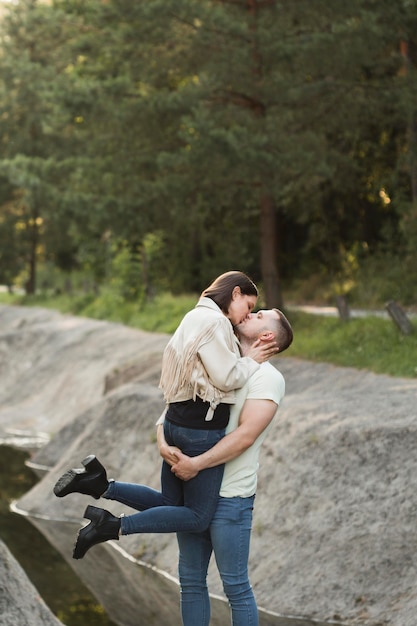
xmin=202 ymin=271 xmax=258 ymax=314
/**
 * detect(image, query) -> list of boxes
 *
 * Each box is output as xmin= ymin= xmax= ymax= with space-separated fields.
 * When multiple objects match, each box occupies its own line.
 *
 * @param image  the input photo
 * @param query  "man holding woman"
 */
xmin=54 ymin=298 xmax=293 ymax=625
xmin=160 ymin=307 xmax=293 ymax=625
xmin=54 ymin=271 xmax=279 ymax=558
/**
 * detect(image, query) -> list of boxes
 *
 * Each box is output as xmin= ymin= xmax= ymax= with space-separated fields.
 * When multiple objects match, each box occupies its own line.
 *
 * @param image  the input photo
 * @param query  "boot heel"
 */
xmin=82 ymin=455 xmax=103 ymax=473
xmin=84 ymin=505 xmax=102 ymax=523
xmin=53 ymin=456 xmax=108 ymax=500
xmin=73 ymin=506 xmax=121 ymax=559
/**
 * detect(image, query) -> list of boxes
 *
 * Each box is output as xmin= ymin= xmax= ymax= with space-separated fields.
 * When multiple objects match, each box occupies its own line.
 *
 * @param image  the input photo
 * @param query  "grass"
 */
xmin=287 ymin=311 xmax=417 ymax=378
xmin=1 ymin=291 xmax=416 ymax=378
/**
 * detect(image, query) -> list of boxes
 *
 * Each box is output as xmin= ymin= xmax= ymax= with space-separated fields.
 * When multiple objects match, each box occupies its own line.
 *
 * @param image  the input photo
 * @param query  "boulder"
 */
xmin=0 ymin=540 xmax=64 ymax=626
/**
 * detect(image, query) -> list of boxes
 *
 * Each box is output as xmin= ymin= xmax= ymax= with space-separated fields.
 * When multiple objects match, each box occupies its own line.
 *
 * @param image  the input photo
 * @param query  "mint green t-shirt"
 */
xmin=219 ymin=361 xmax=285 ymax=498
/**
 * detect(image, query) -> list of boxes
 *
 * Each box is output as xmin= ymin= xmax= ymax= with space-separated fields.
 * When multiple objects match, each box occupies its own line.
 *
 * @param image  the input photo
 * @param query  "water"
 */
xmin=0 ymin=444 xmax=118 ymax=626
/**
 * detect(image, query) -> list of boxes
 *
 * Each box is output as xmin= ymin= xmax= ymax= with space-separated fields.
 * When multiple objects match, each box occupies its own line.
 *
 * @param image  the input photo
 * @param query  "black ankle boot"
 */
xmin=53 ymin=455 xmax=109 ymax=499
xmin=73 ymin=505 xmax=121 ymax=560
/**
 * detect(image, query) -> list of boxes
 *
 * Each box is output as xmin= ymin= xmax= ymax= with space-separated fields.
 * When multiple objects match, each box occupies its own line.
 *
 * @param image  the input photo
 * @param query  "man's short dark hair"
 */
xmin=272 ymin=308 xmax=293 ymax=353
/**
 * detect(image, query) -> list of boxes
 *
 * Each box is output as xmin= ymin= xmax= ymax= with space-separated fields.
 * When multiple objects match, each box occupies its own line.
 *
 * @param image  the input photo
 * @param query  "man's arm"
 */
xmin=168 ymin=398 xmax=277 ymax=481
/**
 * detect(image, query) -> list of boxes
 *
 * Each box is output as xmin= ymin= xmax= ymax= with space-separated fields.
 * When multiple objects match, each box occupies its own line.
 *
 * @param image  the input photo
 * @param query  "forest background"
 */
xmin=1 ymin=0 xmax=417 ymax=315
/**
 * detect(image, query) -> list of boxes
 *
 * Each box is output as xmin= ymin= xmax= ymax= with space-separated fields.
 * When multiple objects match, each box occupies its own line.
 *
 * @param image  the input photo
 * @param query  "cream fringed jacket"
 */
xmin=158 ymin=297 xmax=259 ymax=421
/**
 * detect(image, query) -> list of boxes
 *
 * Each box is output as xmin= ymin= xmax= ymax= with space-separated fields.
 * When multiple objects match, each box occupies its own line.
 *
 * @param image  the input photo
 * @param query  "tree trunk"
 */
xmin=25 ymin=209 xmax=39 ymax=295
xmin=246 ymin=1 xmax=282 ymax=309
xmin=259 ymin=194 xmax=282 ymax=308
xmin=400 ymin=40 xmax=417 ymax=201
xmin=385 ymin=300 xmax=414 ymax=335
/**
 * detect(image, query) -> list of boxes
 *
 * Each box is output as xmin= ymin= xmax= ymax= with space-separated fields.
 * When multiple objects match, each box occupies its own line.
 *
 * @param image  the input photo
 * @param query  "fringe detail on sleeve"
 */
xmin=159 ymin=319 xmax=226 ymax=403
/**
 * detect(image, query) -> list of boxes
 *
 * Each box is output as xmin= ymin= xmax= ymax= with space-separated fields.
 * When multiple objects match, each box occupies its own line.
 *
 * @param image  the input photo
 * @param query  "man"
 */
xmin=158 ymin=308 xmax=293 ymax=626
xmin=53 ymin=307 xmax=292 ymax=624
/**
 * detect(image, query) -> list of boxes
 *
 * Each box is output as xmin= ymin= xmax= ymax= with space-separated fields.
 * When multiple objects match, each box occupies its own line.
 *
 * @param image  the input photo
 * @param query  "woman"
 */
xmin=54 ymin=271 xmax=277 ymax=559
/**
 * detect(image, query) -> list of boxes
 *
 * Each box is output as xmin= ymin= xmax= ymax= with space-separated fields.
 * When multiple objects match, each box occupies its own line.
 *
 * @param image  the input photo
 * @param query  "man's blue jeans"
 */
xmin=177 ymin=495 xmax=258 ymax=626
xmin=104 ymin=420 xmax=225 ymax=534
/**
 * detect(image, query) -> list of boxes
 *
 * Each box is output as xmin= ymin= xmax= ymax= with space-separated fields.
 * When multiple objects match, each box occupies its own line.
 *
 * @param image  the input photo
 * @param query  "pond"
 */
xmin=0 ymin=444 xmax=117 ymax=626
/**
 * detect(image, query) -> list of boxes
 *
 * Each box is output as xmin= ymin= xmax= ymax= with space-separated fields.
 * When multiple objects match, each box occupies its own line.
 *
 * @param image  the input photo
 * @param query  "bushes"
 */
xmin=351 ymin=252 xmax=417 ymax=307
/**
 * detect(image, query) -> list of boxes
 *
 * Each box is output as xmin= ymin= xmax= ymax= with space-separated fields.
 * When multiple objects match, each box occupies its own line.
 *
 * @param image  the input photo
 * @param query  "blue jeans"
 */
xmin=177 ymin=495 xmax=257 ymax=626
xmin=104 ymin=420 xmax=225 ymax=534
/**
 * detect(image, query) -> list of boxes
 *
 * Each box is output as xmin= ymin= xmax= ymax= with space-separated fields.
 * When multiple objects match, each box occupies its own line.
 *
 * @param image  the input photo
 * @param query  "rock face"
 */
xmin=0 ymin=305 xmax=168 ymax=438
xmin=1 ymin=304 xmax=417 ymax=626
xmin=0 ymin=540 xmax=64 ymax=626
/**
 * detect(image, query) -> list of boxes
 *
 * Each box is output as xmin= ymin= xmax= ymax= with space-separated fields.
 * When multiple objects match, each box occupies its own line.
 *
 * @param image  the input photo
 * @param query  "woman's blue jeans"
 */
xmin=177 ymin=495 xmax=257 ymax=626
xmin=104 ymin=420 xmax=225 ymax=535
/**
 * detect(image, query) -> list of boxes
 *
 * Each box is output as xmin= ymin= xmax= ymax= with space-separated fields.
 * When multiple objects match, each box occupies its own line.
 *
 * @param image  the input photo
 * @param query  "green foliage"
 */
xmin=288 ymin=311 xmax=417 ymax=378
xmin=128 ymin=292 xmax=197 ymax=333
xmin=80 ymin=287 xmax=139 ymax=325
xmin=109 ymin=242 xmax=145 ymax=303
xmin=2 ymin=290 xmax=416 ymax=378
xmin=351 ymin=251 xmax=417 ymax=306
xmin=1 ymin=284 xmax=197 ymax=332
xmin=287 ymin=243 xmax=417 ymax=309
xmin=72 ymin=290 xmax=197 ymax=333
xmin=0 ymin=0 xmax=417 ymax=303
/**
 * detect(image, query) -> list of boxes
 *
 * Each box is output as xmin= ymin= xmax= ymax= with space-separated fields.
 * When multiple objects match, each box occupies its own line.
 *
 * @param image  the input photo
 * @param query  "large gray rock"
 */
xmin=1 ymin=304 xmax=417 ymax=626
xmin=0 ymin=540 xmax=63 ymax=626
xmin=0 ymin=305 xmax=168 ymax=438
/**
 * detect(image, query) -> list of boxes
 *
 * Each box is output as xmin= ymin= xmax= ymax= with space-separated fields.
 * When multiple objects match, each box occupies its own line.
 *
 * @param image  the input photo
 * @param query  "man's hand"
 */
xmin=159 ymin=441 xmax=182 ymax=466
xmin=157 ymin=423 xmax=182 ymax=466
xmin=171 ymin=451 xmax=200 ymax=481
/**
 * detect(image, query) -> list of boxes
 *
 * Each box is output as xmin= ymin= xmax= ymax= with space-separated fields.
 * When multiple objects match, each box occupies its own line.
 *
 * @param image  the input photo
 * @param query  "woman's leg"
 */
xmin=210 ymin=496 xmax=258 ymax=626
xmin=120 ymin=463 xmax=224 ymax=534
xmin=177 ymin=530 xmax=212 ymax=626
xmin=103 ymin=466 xmax=180 ymax=511
xmin=102 ymin=418 xmax=195 ymax=512
xmin=103 ymin=425 xmax=185 ymax=513
xmin=120 ymin=423 xmax=225 ymax=535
